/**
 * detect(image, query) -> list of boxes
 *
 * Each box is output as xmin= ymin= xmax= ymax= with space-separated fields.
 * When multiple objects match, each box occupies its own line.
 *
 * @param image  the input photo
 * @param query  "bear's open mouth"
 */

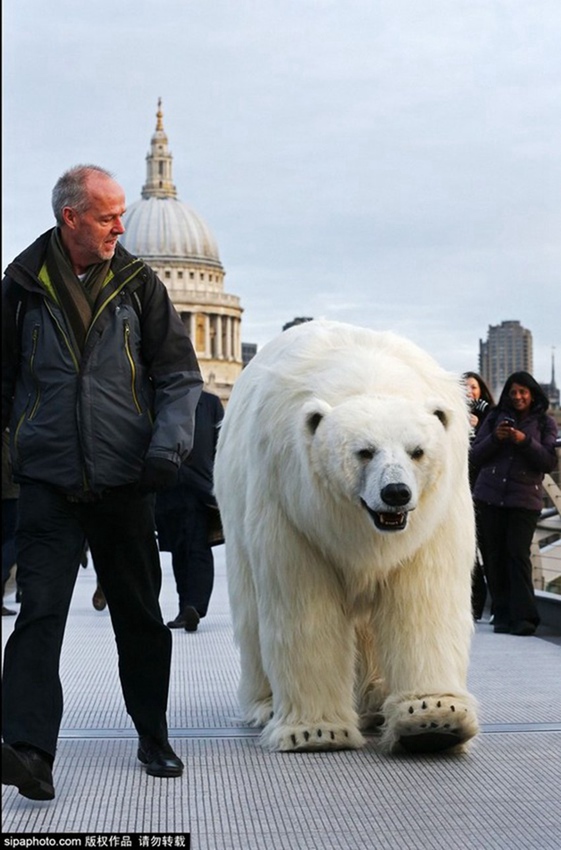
xmin=361 ymin=500 xmax=408 ymax=532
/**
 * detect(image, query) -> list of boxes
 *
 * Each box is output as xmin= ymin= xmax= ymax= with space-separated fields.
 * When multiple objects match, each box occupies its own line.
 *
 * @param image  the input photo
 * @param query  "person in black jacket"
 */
xmin=1 ymin=165 xmax=203 ymax=800
xmin=470 ymin=372 xmax=558 ymax=636
xmin=156 ymin=390 xmax=224 ymax=632
xmin=463 ymin=372 xmax=495 ymax=620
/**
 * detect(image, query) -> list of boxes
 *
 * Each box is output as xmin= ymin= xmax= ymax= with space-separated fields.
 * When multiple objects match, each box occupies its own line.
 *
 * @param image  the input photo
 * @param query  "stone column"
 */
xmin=204 ymin=314 xmax=211 ymax=357
xmin=216 ymin=315 xmax=223 ymax=358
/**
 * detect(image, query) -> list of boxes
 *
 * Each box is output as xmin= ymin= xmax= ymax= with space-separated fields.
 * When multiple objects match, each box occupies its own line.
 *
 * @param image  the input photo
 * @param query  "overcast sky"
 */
xmin=3 ymin=0 xmax=559 ymax=383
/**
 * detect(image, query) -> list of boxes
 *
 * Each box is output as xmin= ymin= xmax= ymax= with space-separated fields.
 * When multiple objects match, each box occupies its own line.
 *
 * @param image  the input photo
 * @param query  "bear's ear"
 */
xmin=302 ymin=399 xmax=332 ymax=436
xmin=426 ymin=400 xmax=451 ymax=429
xmin=433 ymin=409 xmax=448 ymax=428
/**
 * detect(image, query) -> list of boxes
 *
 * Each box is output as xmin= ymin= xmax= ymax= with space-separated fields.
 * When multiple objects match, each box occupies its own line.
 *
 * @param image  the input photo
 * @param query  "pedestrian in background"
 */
xmin=463 ymin=371 xmax=495 ymax=620
xmin=156 ymin=390 xmax=224 ymax=632
xmin=470 ymin=372 xmax=557 ymax=636
xmin=2 ymin=164 xmax=203 ymax=801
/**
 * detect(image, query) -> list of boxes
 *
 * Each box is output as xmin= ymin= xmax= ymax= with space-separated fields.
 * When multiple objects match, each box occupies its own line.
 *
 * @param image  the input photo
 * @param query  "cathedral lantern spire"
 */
xmin=141 ymin=98 xmax=178 ymax=199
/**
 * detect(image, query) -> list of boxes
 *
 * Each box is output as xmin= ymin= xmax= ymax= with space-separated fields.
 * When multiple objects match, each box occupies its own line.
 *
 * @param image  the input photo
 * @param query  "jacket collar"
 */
xmin=4 ymin=229 xmax=146 ymax=297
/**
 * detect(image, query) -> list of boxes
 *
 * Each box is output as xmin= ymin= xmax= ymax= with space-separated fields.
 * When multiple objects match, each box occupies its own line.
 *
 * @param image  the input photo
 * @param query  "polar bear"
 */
xmin=214 ymin=320 xmax=478 ymax=754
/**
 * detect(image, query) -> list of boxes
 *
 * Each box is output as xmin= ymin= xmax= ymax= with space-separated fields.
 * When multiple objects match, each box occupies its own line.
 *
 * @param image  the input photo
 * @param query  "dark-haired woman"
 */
xmin=463 ymin=372 xmax=495 ymax=621
xmin=470 ymin=372 xmax=558 ymax=636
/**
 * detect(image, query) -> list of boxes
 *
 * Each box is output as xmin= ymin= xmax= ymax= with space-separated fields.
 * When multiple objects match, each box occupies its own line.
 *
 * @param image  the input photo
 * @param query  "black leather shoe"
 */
xmin=166 ymin=612 xmax=187 ymax=628
xmin=2 ymin=744 xmax=55 ymax=800
xmin=137 ymin=737 xmax=184 ymax=777
xmin=183 ymin=606 xmax=200 ymax=632
xmin=493 ymin=623 xmax=510 ymax=634
xmin=92 ymin=585 xmax=107 ymax=611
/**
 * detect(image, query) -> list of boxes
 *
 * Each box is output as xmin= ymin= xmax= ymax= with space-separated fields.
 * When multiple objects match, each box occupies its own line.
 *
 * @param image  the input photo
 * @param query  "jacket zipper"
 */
xmin=84 ymin=265 xmax=144 ymax=346
xmin=13 ymin=325 xmax=41 ymax=456
xmin=45 ymin=301 xmax=80 ymax=372
xmin=124 ymin=320 xmax=143 ymax=414
xmin=28 ymin=325 xmax=41 ymax=419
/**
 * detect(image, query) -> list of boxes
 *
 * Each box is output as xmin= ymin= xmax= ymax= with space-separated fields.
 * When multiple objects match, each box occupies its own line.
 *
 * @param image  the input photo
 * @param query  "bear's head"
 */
xmin=302 ymin=395 xmax=455 ymax=535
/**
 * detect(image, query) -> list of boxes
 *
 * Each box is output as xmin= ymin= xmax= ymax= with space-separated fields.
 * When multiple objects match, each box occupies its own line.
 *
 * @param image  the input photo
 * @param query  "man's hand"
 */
xmin=139 ymin=458 xmax=178 ymax=493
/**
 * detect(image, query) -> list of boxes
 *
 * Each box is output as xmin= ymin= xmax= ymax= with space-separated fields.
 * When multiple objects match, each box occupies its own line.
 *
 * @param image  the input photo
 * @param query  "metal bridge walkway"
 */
xmin=2 ymin=548 xmax=560 ymax=849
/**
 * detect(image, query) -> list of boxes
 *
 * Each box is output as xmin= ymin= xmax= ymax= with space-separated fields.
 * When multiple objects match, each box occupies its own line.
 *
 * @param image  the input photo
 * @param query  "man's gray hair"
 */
xmin=51 ymin=165 xmax=115 ymax=226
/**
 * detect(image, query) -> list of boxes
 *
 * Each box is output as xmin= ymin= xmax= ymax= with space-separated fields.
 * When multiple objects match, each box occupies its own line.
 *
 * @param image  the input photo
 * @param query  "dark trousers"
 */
xmin=476 ymin=502 xmax=540 ymax=628
xmin=159 ymin=494 xmax=214 ymax=617
xmin=471 ymin=501 xmax=488 ymax=620
xmin=471 ymin=558 xmax=487 ymax=620
xmin=2 ymin=498 xmax=18 ymax=587
xmin=2 ymin=483 xmax=172 ymax=759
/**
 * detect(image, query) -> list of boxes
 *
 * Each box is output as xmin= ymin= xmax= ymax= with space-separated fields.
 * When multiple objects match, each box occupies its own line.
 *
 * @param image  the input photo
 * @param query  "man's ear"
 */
xmin=61 ymin=206 xmax=78 ymax=229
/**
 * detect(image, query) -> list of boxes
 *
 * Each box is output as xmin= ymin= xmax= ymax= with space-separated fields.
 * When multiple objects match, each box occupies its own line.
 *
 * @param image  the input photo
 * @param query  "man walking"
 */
xmin=2 ymin=165 xmax=203 ymax=800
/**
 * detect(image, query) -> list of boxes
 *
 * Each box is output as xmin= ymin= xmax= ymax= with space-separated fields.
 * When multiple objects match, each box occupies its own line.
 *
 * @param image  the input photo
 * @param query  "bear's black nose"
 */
xmin=381 ymin=483 xmax=412 ymax=507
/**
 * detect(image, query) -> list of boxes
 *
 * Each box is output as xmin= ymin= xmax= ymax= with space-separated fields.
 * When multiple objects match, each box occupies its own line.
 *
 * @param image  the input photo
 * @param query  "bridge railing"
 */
xmin=531 ymin=440 xmax=561 ymax=595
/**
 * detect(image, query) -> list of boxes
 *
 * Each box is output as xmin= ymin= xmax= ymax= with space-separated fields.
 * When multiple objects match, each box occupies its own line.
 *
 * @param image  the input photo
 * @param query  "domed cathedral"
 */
xmin=120 ymin=100 xmax=243 ymax=403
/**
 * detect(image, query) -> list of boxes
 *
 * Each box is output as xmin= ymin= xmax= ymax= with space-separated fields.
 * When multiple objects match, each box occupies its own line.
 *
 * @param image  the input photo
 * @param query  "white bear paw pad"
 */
xmin=268 ymin=723 xmax=364 ymax=752
xmin=391 ymin=696 xmax=478 ymax=754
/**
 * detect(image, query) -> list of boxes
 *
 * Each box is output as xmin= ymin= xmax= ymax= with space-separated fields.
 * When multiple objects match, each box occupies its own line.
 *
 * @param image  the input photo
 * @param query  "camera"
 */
xmin=470 ymin=398 xmax=489 ymax=415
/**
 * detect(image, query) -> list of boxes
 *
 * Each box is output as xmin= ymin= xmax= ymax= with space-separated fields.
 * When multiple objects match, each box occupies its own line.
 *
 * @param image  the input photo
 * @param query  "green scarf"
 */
xmin=45 ymin=229 xmax=111 ymax=354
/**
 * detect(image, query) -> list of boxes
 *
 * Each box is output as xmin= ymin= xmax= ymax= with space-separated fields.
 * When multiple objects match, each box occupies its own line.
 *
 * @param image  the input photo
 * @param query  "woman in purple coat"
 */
xmin=470 ymin=372 xmax=558 ymax=636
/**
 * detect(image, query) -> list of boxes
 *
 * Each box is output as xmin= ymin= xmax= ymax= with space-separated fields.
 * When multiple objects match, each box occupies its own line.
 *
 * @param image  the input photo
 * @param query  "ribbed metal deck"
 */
xmin=2 ymin=548 xmax=560 ymax=849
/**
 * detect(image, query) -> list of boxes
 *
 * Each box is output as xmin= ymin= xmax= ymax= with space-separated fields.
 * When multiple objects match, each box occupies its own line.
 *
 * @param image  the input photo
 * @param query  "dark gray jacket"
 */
xmin=2 ymin=229 xmax=203 ymax=496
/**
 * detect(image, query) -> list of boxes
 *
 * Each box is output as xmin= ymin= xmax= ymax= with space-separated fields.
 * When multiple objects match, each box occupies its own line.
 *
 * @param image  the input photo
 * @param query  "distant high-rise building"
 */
xmin=479 ymin=320 xmax=533 ymax=400
xmin=540 ymin=349 xmax=560 ymax=410
xmin=242 ymin=342 xmax=258 ymax=368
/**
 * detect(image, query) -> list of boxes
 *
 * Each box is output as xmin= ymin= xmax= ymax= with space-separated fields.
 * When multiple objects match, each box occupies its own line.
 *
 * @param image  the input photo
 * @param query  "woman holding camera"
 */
xmin=470 ymin=372 xmax=558 ymax=635
xmin=463 ymin=372 xmax=495 ymax=620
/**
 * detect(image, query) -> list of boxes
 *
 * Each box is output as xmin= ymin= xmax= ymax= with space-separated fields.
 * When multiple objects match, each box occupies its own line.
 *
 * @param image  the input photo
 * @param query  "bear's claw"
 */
xmin=381 ymin=693 xmax=479 ymax=754
xmin=262 ymin=722 xmax=365 ymax=752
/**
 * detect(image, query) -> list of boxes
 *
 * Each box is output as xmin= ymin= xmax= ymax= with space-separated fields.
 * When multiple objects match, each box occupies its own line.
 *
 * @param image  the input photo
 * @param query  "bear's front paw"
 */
xmin=381 ymin=693 xmax=479 ymax=754
xmin=262 ymin=720 xmax=365 ymax=752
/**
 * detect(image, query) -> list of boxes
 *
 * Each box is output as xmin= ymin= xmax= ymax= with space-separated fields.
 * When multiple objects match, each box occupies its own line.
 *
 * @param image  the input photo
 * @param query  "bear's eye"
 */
xmin=357 ymin=448 xmax=375 ymax=461
xmin=410 ymin=447 xmax=424 ymax=460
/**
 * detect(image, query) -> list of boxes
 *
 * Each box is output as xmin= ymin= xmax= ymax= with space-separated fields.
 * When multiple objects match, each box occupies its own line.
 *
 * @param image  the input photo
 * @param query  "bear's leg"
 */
xmin=373 ymin=538 xmax=479 ymax=754
xmin=253 ymin=537 xmax=364 ymax=753
xmin=226 ymin=536 xmax=273 ymax=727
xmin=354 ymin=622 xmax=388 ymax=731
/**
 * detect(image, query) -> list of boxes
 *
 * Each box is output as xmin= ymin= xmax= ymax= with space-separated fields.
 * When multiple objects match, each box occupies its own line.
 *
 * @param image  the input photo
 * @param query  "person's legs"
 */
xmin=2 ymin=484 xmax=84 ymax=758
xmin=164 ymin=508 xmax=190 ymax=614
xmin=476 ymin=502 xmax=509 ymax=630
xmin=505 ymin=508 xmax=540 ymax=630
xmin=471 ymin=559 xmax=487 ymax=620
xmin=181 ymin=497 xmax=214 ymax=618
xmin=165 ymin=498 xmax=214 ymax=622
xmin=2 ymin=498 xmax=18 ymax=615
xmin=2 ymin=498 xmax=18 ymax=587
xmin=82 ymin=488 xmax=172 ymax=741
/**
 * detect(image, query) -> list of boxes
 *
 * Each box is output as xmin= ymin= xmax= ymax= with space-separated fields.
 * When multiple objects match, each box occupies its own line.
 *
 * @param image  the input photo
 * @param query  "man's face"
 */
xmin=62 ymin=174 xmax=126 ymax=273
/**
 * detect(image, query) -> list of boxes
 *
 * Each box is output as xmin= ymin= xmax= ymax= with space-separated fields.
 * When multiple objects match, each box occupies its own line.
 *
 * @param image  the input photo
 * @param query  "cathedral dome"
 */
xmin=122 ymin=196 xmax=222 ymax=267
xmin=120 ymin=99 xmax=223 ymax=270
xmin=117 ymin=100 xmax=243 ymax=406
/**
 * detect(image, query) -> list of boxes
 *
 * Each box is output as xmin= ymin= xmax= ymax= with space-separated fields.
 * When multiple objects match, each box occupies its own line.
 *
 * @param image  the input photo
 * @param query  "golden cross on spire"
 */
xmin=156 ymin=98 xmax=164 ymax=131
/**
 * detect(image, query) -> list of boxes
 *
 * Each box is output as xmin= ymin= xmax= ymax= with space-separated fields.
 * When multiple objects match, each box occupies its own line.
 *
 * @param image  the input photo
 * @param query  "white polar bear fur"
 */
xmin=214 ymin=319 xmax=478 ymax=753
